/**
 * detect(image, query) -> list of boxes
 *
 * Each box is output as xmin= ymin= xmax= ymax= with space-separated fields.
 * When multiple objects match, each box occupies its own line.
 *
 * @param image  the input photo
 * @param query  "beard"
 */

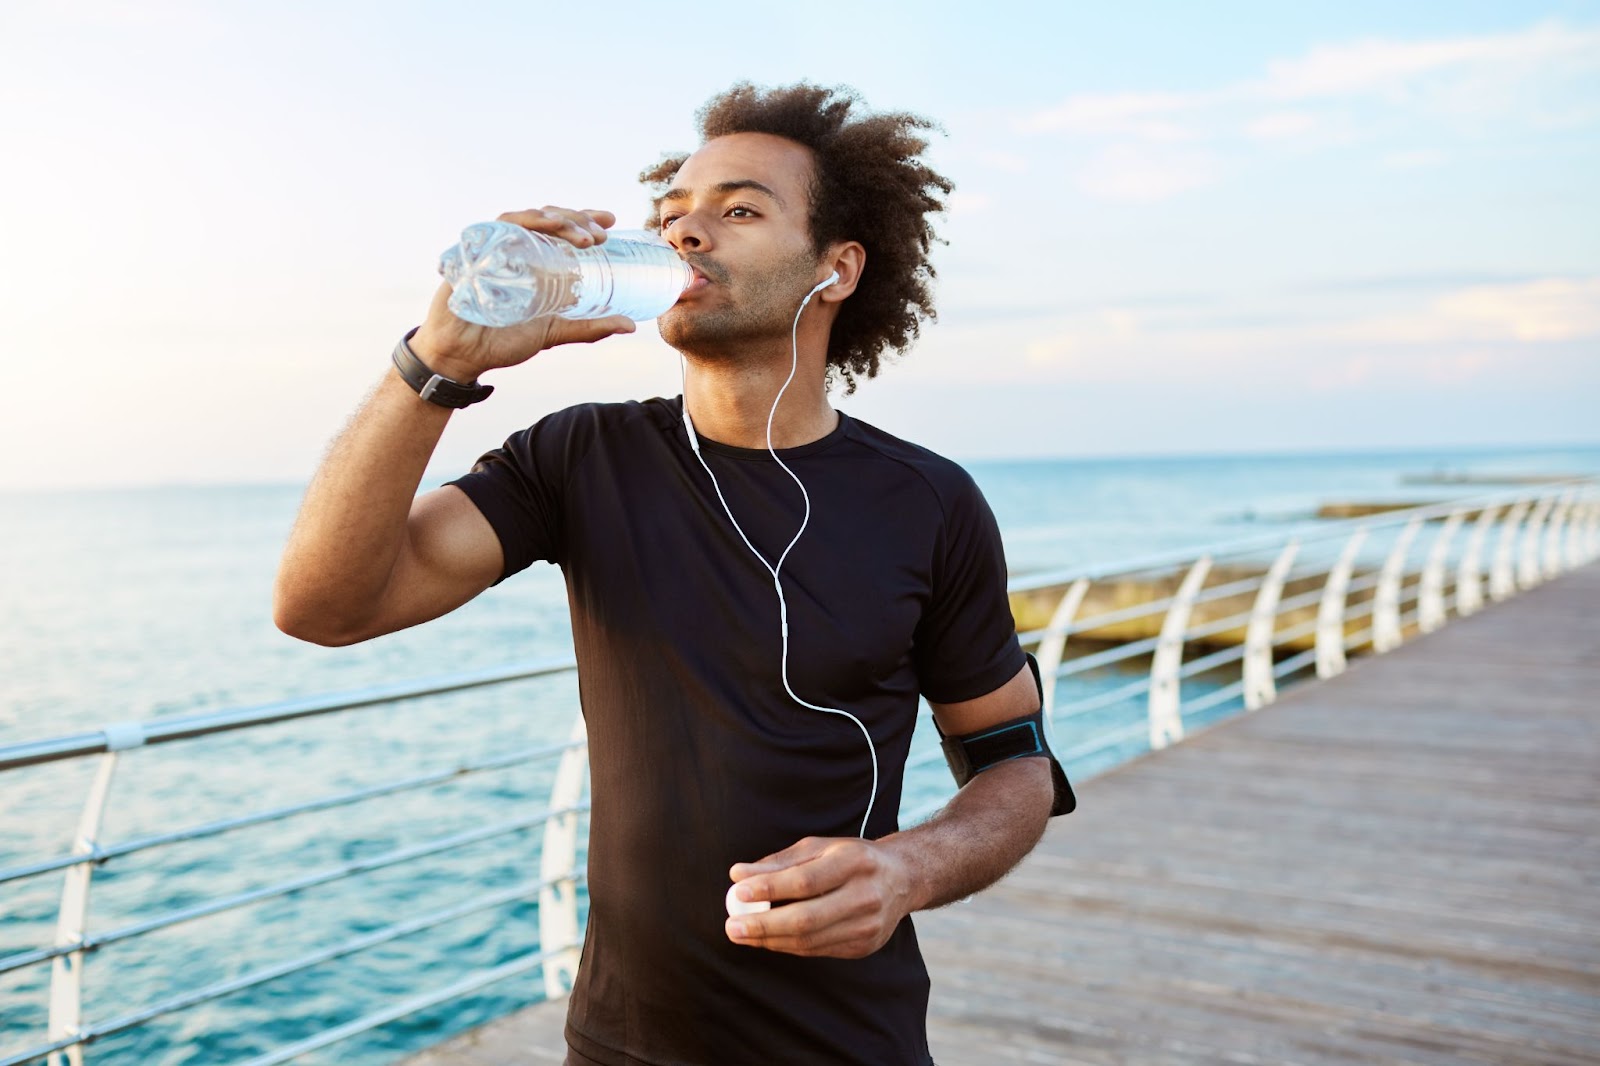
xmin=657 ymin=246 xmax=821 ymax=359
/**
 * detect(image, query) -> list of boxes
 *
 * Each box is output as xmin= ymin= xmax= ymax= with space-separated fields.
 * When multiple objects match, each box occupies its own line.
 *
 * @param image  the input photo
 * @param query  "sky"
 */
xmin=0 ymin=0 xmax=1596 ymax=490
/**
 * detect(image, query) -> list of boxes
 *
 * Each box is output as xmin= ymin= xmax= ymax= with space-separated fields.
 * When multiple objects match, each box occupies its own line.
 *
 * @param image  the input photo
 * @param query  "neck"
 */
xmin=680 ymin=322 xmax=837 ymax=451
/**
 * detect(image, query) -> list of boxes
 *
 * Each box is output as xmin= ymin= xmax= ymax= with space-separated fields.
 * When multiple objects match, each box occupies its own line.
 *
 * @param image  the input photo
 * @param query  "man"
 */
xmin=276 ymin=83 xmax=1069 ymax=1065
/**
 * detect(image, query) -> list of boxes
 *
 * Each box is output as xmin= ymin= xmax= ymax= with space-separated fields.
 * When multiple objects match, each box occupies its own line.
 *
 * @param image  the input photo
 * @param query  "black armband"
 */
xmin=936 ymin=654 xmax=1076 ymax=816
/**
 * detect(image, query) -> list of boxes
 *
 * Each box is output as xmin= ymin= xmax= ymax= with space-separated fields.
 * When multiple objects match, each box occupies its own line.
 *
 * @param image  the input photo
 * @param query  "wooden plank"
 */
xmin=404 ymin=562 xmax=1600 ymax=1065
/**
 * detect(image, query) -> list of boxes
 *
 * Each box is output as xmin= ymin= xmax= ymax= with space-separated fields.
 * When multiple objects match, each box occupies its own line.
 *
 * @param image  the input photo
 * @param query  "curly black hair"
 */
xmin=640 ymin=82 xmax=952 ymax=393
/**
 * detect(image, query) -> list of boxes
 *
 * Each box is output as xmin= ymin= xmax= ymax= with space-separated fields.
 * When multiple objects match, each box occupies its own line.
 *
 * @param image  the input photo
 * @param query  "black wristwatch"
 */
xmin=391 ymin=328 xmax=494 ymax=409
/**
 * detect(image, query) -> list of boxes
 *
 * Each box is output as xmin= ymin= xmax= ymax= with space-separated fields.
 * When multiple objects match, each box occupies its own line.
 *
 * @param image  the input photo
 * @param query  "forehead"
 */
xmin=670 ymin=132 xmax=816 ymax=203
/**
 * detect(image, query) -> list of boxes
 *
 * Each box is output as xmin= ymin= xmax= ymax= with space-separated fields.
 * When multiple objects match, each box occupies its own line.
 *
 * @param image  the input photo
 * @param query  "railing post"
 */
xmin=1244 ymin=540 xmax=1297 ymax=711
xmin=1566 ymin=498 xmax=1591 ymax=569
xmin=1148 ymin=556 xmax=1211 ymax=750
xmin=1033 ymin=578 xmax=1090 ymax=750
xmin=1373 ymin=515 xmax=1422 ymax=653
xmin=1316 ymin=527 xmax=1366 ymax=679
xmin=1517 ymin=496 xmax=1553 ymax=590
xmin=1455 ymin=504 xmax=1499 ymax=617
xmin=1418 ymin=509 xmax=1465 ymax=634
xmin=1489 ymin=499 xmax=1530 ymax=602
xmin=1543 ymin=492 xmax=1574 ymax=579
xmin=48 ymin=753 xmax=122 ymax=1066
xmin=539 ymin=710 xmax=588 ymax=1001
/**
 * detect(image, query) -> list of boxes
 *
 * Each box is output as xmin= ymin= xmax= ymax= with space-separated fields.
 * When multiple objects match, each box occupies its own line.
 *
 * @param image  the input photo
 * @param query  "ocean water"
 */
xmin=2 ymin=441 xmax=1597 ymax=1065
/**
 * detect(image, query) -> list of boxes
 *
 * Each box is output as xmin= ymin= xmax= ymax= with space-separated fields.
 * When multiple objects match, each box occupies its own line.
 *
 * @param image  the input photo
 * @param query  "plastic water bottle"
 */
xmin=439 ymin=221 xmax=693 ymax=327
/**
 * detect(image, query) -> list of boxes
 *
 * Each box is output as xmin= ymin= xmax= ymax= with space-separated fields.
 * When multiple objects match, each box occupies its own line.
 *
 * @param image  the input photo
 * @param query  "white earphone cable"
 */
xmin=679 ymin=273 xmax=879 ymax=839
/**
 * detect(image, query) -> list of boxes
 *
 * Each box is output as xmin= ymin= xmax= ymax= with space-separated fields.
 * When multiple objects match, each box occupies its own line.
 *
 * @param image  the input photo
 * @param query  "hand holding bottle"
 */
xmin=410 ymin=207 xmax=638 ymax=383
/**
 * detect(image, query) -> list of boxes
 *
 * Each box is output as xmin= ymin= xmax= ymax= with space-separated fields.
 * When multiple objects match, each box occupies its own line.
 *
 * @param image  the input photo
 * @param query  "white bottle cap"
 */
xmin=725 ymin=883 xmax=772 ymax=917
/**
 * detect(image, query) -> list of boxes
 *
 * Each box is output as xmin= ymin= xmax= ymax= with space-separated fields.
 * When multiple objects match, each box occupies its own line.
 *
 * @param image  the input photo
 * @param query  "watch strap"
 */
xmin=391 ymin=328 xmax=494 ymax=409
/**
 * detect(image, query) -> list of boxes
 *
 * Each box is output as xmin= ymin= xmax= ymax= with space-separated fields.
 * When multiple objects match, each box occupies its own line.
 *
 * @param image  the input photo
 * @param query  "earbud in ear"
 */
xmin=826 ymin=270 xmax=840 ymax=287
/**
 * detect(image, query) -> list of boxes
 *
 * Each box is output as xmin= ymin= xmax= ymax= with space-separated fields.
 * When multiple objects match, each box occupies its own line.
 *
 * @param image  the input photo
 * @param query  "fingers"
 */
xmin=724 ymin=878 xmax=893 ymax=960
xmin=541 ymin=314 xmax=636 ymax=349
xmin=495 ymin=206 xmax=615 ymax=247
xmin=730 ymin=837 xmax=864 ymax=904
xmin=724 ymin=836 xmax=913 ymax=959
xmin=730 ymin=835 xmax=832 ymax=882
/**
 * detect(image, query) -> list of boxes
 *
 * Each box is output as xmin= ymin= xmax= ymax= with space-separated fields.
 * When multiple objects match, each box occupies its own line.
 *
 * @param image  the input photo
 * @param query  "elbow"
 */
xmin=273 ymin=579 xmax=369 ymax=648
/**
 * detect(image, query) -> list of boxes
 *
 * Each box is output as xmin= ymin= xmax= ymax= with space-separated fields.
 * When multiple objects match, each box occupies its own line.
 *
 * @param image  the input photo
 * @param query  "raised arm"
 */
xmin=724 ymin=662 xmax=1054 ymax=958
xmin=273 ymin=208 xmax=634 ymax=646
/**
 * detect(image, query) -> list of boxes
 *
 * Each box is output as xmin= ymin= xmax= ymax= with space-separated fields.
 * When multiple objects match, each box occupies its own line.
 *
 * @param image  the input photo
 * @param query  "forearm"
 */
xmin=881 ymin=756 xmax=1053 ymax=912
xmin=274 ymin=369 xmax=452 ymax=642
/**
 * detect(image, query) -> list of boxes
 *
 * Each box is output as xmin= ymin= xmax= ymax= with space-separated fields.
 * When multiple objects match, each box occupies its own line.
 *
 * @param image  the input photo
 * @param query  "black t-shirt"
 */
xmin=450 ymin=397 xmax=1025 ymax=1066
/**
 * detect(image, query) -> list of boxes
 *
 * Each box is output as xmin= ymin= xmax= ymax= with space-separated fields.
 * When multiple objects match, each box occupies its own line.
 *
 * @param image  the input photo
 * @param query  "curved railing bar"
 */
xmin=1007 ymin=481 xmax=1588 ymax=595
xmin=1177 ymin=644 xmax=1248 ymax=679
xmin=0 ymin=656 xmax=579 ymax=773
xmin=1181 ymin=678 xmax=1249 ymax=716
xmin=1017 ymin=572 xmax=1278 ymax=648
xmin=1271 ymin=649 xmax=1319 ymax=678
xmin=1055 ymin=678 xmax=1156 ymax=720
xmin=1041 ymin=565 xmax=1419 ymax=685
xmin=0 ymin=806 xmax=587 ymax=978
xmin=0 ymin=873 xmax=590 ymax=1066
xmin=232 ymin=944 xmax=580 ymax=1066
xmin=0 ymin=739 xmax=585 ymax=888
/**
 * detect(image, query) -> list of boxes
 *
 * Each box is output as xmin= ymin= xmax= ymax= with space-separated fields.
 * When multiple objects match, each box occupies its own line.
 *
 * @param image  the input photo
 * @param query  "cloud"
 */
xmin=1077 ymin=144 xmax=1221 ymax=202
xmin=1254 ymin=20 xmax=1600 ymax=103
xmin=1433 ymin=277 xmax=1600 ymax=342
xmin=1244 ymin=111 xmax=1319 ymax=140
xmin=1380 ymin=148 xmax=1446 ymax=170
xmin=1308 ymin=354 xmax=1376 ymax=391
xmin=1326 ymin=276 xmax=1600 ymax=346
xmin=1022 ymin=20 xmax=1600 ymax=148
xmin=1023 ymin=90 xmax=1202 ymax=140
xmin=916 ymin=275 xmax=1599 ymax=396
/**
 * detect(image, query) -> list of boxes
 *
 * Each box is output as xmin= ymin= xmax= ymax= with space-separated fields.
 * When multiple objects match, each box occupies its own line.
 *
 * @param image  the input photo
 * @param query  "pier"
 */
xmin=407 ymin=561 xmax=1600 ymax=1065
xmin=2 ymin=483 xmax=1594 ymax=1066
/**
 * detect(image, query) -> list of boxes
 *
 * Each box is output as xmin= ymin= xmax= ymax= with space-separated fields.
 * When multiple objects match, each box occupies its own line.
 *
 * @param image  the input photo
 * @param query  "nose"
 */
xmin=662 ymin=211 xmax=708 ymax=253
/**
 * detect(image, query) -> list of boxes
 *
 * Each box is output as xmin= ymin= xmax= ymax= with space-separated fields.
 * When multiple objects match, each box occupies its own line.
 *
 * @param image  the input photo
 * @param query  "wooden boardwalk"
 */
xmin=407 ymin=562 xmax=1600 ymax=1065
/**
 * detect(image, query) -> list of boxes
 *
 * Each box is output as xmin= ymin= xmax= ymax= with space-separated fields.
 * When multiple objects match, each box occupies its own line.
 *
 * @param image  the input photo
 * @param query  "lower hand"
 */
xmin=410 ymin=206 xmax=637 ymax=382
xmin=725 ymin=836 xmax=919 ymax=959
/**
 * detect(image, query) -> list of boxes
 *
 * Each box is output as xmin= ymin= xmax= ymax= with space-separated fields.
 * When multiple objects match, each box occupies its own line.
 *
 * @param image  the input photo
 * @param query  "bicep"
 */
xmin=928 ymin=662 xmax=1040 ymax=737
xmin=366 ymin=486 xmax=505 ymax=637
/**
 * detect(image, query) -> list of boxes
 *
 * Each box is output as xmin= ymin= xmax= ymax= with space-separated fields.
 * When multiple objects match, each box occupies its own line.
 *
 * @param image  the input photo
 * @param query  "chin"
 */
xmin=658 ymin=305 xmax=741 ymax=357
xmin=656 ymin=306 xmax=696 ymax=352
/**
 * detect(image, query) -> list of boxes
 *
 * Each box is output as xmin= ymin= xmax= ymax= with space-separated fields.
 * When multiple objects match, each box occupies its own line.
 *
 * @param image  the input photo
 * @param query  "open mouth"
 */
xmin=679 ymin=265 xmax=714 ymax=300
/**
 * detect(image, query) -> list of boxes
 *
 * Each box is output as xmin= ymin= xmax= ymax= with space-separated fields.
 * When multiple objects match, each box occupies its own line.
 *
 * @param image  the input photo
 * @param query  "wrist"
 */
xmin=391 ymin=328 xmax=495 ymax=409
xmin=407 ymin=329 xmax=482 ymax=385
xmin=875 ymin=834 xmax=932 ymax=915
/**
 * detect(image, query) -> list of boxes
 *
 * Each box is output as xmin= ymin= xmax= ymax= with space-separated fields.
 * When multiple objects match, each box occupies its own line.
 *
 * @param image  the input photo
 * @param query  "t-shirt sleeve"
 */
xmin=913 ymin=470 xmax=1027 ymax=705
xmin=445 ymin=410 xmax=586 ymax=583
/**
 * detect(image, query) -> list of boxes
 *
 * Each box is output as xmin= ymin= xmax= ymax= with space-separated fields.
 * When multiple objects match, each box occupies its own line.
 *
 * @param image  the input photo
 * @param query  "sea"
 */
xmin=2 ymin=441 xmax=1597 ymax=1065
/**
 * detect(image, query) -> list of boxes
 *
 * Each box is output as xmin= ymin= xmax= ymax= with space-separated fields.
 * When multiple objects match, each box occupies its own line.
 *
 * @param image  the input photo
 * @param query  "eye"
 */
xmin=727 ymin=205 xmax=757 ymax=219
xmin=660 ymin=213 xmax=681 ymax=228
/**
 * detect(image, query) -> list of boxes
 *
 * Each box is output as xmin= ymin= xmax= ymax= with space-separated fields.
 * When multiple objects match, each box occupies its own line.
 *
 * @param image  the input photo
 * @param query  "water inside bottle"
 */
xmin=567 ymin=230 xmax=693 ymax=321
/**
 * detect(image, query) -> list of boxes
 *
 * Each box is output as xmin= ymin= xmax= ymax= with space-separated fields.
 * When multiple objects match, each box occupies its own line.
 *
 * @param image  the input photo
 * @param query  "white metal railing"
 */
xmin=0 ymin=480 xmax=1595 ymax=1066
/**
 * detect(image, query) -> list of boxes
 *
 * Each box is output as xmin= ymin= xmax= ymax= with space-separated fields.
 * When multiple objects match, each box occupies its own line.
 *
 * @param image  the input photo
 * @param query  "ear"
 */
xmin=817 ymin=241 xmax=866 ymax=303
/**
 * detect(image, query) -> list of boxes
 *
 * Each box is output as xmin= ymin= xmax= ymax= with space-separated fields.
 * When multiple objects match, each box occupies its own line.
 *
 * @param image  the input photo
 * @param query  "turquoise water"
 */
xmin=2 ymin=441 xmax=1597 ymax=1065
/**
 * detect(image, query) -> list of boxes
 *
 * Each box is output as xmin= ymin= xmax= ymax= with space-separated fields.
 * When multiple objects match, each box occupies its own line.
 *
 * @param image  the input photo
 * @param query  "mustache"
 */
xmin=682 ymin=254 xmax=729 ymax=284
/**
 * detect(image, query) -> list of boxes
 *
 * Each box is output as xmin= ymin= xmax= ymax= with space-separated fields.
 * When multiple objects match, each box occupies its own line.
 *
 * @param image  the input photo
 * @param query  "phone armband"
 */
xmin=936 ymin=654 xmax=1076 ymax=816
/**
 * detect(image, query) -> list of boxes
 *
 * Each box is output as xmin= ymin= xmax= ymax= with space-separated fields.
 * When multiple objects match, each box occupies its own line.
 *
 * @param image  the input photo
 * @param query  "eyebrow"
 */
xmin=658 ymin=179 xmax=787 ymax=209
